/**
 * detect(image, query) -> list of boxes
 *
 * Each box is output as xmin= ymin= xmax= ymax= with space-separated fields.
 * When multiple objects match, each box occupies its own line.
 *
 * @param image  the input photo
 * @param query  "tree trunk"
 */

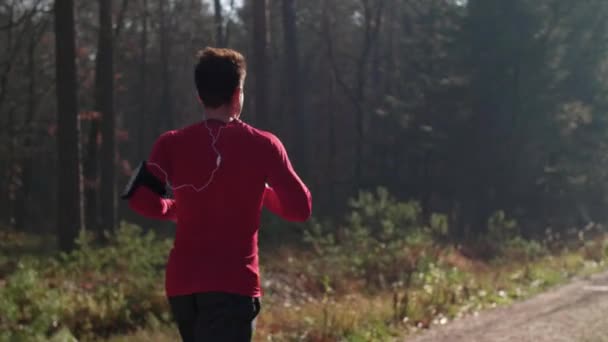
xmin=15 ymin=22 xmax=43 ymax=231
xmin=159 ymin=0 xmax=172 ymax=132
xmin=224 ymin=0 xmax=236 ymax=45
xmin=138 ymin=0 xmax=148 ymax=158
xmin=54 ymin=0 xmax=83 ymax=250
xmin=327 ymin=71 xmax=336 ymax=214
xmin=281 ymin=0 xmax=307 ymax=177
xmin=97 ymin=0 xmax=116 ymax=233
xmin=214 ymin=0 xmax=224 ymax=47
xmin=84 ymin=120 xmax=99 ymax=231
xmin=253 ymin=0 xmax=269 ymax=129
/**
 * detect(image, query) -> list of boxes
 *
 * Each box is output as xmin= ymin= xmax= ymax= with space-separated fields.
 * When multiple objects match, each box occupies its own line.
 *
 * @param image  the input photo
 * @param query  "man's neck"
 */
xmin=204 ymin=106 xmax=236 ymax=123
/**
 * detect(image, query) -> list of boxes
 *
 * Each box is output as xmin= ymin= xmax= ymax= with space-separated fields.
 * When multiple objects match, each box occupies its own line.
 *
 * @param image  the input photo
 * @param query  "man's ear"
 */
xmin=196 ymin=94 xmax=203 ymax=105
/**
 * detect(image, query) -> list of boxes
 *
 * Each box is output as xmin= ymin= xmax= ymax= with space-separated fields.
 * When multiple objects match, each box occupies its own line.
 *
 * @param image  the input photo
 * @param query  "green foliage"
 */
xmin=305 ymin=188 xmax=435 ymax=290
xmin=394 ymin=262 xmax=470 ymax=324
xmin=0 ymin=223 xmax=172 ymax=340
xmin=502 ymin=237 xmax=547 ymax=261
xmin=343 ymin=320 xmax=395 ymax=342
xmin=0 ymin=264 xmax=63 ymax=341
xmin=487 ymin=210 xmax=519 ymax=241
xmin=4 ymin=190 xmax=608 ymax=341
xmin=301 ymin=189 xmax=602 ymax=335
xmin=60 ymin=223 xmax=170 ymax=281
xmin=483 ymin=210 xmax=548 ymax=261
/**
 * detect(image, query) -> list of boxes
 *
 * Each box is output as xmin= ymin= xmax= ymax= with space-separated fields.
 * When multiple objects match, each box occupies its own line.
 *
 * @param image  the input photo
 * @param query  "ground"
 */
xmin=406 ymin=270 xmax=608 ymax=342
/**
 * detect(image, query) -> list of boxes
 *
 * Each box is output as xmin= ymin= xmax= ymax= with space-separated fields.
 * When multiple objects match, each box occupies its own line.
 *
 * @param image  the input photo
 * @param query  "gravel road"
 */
xmin=405 ymin=271 xmax=608 ymax=342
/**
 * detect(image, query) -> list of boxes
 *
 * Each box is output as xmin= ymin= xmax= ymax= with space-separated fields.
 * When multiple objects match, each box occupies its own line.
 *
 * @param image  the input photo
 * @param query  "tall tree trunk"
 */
xmin=98 ymin=0 xmax=116 ymax=232
xmin=214 ymin=0 xmax=224 ymax=47
xmin=159 ymin=0 xmax=172 ymax=132
xmin=138 ymin=0 xmax=148 ymax=158
xmin=253 ymin=0 xmax=269 ymax=129
xmin=84 ymin=118 xmax=99 ymax=231
xmin=281 ymin=0 xmax=307 ymax=176
xmin=353 ymin=0 xmax=383 ymax=188
xmin=7 ymin=107 xmax=15 ymax=228
xmin=15 ymin=20 xmax=43 ymax=231
xmin=323 ymin=0 xmax=384 ymax=190
xmin=0 ymin=6 xmax=15 ymax=226
xmin=54 ymin=0 xmax=83 ymax=250
xmin=224 ymin=0 xmax=236 ymax=46
xmin=114 ymin=0 xmax=130 ymax=38
xmin=327 ymin=71 xmax=336 ymax=214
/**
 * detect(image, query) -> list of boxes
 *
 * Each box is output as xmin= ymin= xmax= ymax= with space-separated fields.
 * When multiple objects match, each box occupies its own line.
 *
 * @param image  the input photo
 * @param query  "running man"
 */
xmin=121 ymin=47 xmax=312 ymax=342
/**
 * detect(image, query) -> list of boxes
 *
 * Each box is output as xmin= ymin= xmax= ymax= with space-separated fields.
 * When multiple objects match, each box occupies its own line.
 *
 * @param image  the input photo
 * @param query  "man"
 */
xmin=121 ymin=47 xmax=312 ymax=341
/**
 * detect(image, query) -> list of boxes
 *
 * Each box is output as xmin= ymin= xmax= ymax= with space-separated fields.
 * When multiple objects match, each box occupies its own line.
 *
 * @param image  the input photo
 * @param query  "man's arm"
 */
xmin=125 ymin=132 xmax=177 ymax=221
xmin=262 ymin=184 xmax=283 ymax=216
xmin=264 ymin=134 xmax=312 ymax=222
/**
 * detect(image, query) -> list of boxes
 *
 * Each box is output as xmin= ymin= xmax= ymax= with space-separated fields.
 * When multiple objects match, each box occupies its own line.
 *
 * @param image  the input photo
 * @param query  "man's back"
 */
xmin=130 ymin=118 xmax=311 ymax=297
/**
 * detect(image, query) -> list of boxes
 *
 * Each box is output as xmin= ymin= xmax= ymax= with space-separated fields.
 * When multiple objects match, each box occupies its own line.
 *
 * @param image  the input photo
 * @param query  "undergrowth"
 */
xmin=2 ymin=188 xmax=608 ymax=341
xmin=0 ymin=224 xmax=172 ymax=341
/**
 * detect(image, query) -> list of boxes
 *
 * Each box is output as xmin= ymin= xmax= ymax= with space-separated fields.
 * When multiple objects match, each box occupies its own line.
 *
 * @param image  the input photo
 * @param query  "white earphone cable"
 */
xmin=147 ymin=120 xmax=224 ymax=192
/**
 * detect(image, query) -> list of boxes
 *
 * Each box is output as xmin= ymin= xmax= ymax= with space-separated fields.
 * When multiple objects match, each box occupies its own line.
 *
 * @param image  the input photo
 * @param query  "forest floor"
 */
xmin=110 ymin=270 xmax=608 ymax=342
xmin=5 ymin=216 xmax=608 ymax=341
xmin=406 ymin=270 xmax=608 ymax=342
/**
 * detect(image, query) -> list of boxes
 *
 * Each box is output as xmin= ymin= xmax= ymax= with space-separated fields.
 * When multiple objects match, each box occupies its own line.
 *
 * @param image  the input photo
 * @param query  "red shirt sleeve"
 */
xmin=263 ymin=134 xmax=312 ymax=222
xmin=128 ymin=131 xmax=177 ymax=221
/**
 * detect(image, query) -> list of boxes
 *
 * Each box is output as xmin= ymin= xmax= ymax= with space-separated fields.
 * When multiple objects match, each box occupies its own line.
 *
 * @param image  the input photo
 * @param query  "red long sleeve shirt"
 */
xmin=128 ymin=119 xmax=311 ymax=297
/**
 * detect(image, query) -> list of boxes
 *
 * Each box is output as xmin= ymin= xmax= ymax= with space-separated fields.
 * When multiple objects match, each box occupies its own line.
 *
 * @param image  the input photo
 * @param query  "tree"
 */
xmin=214 ymin=0 xmax=224 ymax=46
xmin=281 ymin=0 xmax=307 ymax=177
xmin=323 ymin=0 xmax=385 ymax=188
xmin=138 ymin=0 xmax=149 ymax=157
xmin=6 ymin=0 xmax=608 ymax=238
xmin=253 ymin=0 xmax=269 ymax=129
xmin=282 ymin=0 xmax=309 ymax=177
xmin=158 ymin=0 xmax=173 ymax=131
xmin=97 ymin=0 xmax=116 ymax=232
xmin=14 ymin=14 xmax=49 ymax=230
xmin=54 ymin=0 xmax=83 ymax=250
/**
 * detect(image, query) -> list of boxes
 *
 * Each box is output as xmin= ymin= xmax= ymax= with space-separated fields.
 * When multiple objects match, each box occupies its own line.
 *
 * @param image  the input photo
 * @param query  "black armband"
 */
xmin=120 ymin=161 xmax=168 ymax=199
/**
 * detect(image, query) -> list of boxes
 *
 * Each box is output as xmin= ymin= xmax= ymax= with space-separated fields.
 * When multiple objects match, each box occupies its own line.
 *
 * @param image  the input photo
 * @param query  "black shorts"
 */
xmin=168 ymin=292 xmax=262 ymax=342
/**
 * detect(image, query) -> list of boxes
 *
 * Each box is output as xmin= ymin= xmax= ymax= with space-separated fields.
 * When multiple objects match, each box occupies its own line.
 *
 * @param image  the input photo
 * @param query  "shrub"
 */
xmin=0 ymin=263 xmax=64 ymax=341
xmin=304 ymin=188 xmax=437 ymax=291
xmin=0 ymin=223 xmax=173 ymax=340
xmin=485 ymin=210 xmax=548 ymax=262
xmin=502 ymin=237 xmax=548 ymax=261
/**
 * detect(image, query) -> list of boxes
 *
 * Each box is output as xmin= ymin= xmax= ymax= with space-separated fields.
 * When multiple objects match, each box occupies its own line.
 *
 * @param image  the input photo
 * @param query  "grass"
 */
xmin=251 ymin=245 xmax=608 ymax=341
xmin=4 ymin=190 xmax=608 ymax=341
xmin=4 ymin=230 xmax=608 ymax=342
xmin=102 ymin=248 xmax=608 ymax=342
xmin=105 ymin=326 xmax=178 ymax=342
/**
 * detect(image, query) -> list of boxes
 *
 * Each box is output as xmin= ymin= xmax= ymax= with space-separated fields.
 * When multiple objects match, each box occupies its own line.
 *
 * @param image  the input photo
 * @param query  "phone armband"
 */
xmin=120 ymin=161 xmax=167 ymax=199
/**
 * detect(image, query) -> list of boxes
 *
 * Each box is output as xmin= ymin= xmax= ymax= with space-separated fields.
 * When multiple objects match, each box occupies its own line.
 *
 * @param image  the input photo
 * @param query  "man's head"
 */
xmin=194 ymin=47 xmax=247 ymax=118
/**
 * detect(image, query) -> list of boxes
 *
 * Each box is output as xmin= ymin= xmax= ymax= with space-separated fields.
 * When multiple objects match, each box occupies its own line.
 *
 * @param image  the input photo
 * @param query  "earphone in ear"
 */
xmin=147 ymin=119 xmax=224 ymax=193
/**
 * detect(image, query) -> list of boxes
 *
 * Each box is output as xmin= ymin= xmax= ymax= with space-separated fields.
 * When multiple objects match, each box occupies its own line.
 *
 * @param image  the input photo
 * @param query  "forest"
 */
xmin=3 ymin=0 xmax=608 ymax=242
xmin=3 ymin=0 xmax=608 ymax=341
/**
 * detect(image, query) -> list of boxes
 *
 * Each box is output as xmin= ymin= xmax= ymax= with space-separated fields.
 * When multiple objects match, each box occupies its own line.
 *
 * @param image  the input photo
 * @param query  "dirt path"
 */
xmin=406 ymin=271 xmax=608 ymax=342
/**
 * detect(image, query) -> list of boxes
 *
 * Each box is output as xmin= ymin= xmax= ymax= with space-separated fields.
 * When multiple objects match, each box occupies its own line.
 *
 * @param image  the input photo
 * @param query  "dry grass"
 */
xmin=104 ymin=327 xmax=178 ymax=342
xmin=105 ymin=246 xmax=608 ymax=342
xmin=255 ymin=293 xmax=397 ymax=341
xmin=103 ymin=295 xmax=398 ymax=342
